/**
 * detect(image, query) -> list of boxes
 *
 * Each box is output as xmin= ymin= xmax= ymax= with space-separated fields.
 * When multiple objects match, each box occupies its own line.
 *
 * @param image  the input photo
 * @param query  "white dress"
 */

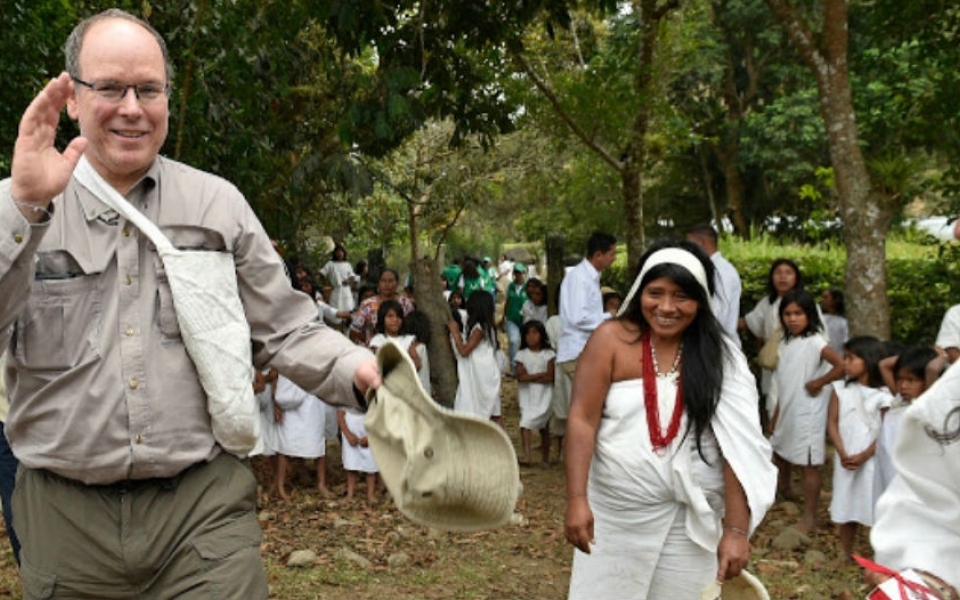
xmin=829 ymin=383 xmax=891 ymax=525
xmin=872 ymin=361 xmax=960 ymax=592
xmin=545 ymin=315 xmax=571 ymax=435
xmin=873 ymin=399 xmax=908 ymax=500
xmin=515 ymin=348 xmax=555 ymax=430
xmin=823 ymin=314 xmax=849 ymax=357
xmin=768 ymin=333 xmax=832 ymax=465
xmin=319 ymin=260 xmax=356 ymax=312
xmin=744 ymin=295 xmax=781 ymax=395
xmin=251 ymin=375 xmax=277 ymax=457
xmin=521 ymin=302 xmax=548 ymax=324
xmin=340 ymin=411 xmax=378 ymax=473
xmin=274 ymin=376 xmax=327 ymax=458
xmin=453 ymin=325 xmax=501 ymax=419
xmin=569 ymin=341 xmax=776 ymax=600
xmin=369 ymin=334 xmax=430 ymax=395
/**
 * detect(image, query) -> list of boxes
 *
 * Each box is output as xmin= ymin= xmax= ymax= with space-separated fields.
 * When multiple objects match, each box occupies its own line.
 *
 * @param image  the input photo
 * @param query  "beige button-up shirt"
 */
xmin=0 ymin=157 xmax=371 ymax=484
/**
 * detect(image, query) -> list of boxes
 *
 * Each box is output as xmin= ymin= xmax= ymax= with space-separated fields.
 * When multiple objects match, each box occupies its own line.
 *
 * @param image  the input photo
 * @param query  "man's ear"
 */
xmin=66 ymin=90 xmax=79 ymax=120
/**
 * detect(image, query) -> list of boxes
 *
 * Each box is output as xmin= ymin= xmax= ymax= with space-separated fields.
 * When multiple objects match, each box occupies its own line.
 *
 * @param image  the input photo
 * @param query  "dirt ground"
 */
xmin=0 ymin=377 xmax=876 ymax=599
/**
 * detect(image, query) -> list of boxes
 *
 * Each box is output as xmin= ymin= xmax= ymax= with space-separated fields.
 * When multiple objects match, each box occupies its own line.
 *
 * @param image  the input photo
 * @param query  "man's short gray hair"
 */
xmin=64 ymin=8 xmax=174 ymax=83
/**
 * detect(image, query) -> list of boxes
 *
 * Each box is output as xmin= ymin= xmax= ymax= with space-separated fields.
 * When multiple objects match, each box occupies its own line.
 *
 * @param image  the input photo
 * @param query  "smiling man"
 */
xmin=1 ymin=9 xmax=378 ymax=599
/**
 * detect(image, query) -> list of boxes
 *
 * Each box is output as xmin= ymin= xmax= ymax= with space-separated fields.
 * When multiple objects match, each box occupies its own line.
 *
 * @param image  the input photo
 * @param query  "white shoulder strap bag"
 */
xmin=73 ymin=157 xmax=259 ymax=455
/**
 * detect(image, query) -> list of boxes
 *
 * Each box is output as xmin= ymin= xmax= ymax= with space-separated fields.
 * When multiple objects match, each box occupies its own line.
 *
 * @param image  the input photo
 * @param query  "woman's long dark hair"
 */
xmin=766 ymin=258 xmax=804 ymax=303
xmin=620 ymin=240 xmax=726 ymax=460
xmin=375 ymin=299 xmax=404 ymax=335
xmin=843 ymin=335 xmax=888 ymax=388
xmin=779 ymin=289 xmax=824 ymax=340
xmin=465 ymin=290 xmax=497 ymax=346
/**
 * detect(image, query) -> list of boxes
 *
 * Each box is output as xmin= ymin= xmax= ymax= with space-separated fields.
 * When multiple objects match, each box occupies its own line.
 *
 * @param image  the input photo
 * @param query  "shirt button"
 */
xmin=13 ymin=233 xmax=23 ymax=244
xmin=125 ymin=276 xmax=132 ymax=286
xmin=125 ymin=327 xmax=135 ymax=336
xmin=135 ymin=434 xmax=142 ymax=444
xmin=123 ymin=229 xmax=131 ymax=237
xmin=129 ymin=379 xmax=139 ymax=390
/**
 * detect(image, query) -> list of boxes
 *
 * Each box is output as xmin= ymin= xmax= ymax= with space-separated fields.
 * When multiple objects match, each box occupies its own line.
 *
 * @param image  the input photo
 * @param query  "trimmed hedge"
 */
xmin=603 ymin=240 xmax=960 ymax=345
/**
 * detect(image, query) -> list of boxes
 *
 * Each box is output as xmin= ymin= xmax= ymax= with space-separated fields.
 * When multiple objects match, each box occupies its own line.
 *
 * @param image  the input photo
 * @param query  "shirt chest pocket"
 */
xmin=15 ymin=251 xmax=103 ymax=371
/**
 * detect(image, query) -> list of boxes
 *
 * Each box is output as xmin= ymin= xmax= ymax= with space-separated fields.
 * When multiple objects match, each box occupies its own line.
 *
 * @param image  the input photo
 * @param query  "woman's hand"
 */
xmin=564 ymin=496 xmax=595 ymax=554
xmin=805 ymin=379 xmax=824 ymax=396
xmin=716 ymin=529 xmax=750 ymax=582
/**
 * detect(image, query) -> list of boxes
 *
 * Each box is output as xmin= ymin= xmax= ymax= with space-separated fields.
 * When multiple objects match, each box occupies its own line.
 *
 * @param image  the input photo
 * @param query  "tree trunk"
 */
xmin=765 ymin=0 xmax=892 ymax=338
xmin=622 ymin=0 xmax=672 ymax=273
xmin=545 ymin=232 xmax=565 ymax=316
xmin=411 ymin=257 xmax=458 ymax=406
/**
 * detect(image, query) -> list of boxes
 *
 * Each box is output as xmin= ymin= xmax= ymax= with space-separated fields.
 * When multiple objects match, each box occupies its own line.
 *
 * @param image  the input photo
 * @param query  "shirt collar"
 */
xmin=77 ymin=161 xmax=160 ymax=223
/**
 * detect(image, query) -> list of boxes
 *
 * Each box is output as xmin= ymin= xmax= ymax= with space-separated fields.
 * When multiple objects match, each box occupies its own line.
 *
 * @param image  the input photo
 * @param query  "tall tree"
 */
xmin=764 ymin=0 xmax=894 ymax=338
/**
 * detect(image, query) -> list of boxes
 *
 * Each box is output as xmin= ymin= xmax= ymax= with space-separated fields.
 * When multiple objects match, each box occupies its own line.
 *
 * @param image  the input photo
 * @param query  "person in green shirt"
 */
xmin=504 ymin=263 xmax=529 ymax=375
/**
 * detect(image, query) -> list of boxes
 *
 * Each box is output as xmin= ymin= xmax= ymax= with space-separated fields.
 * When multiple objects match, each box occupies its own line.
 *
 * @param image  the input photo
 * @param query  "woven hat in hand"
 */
xmin=365 ymin=341 xmax=521 ymax=531
xmin=700 ymin=570 xmax=771 ymax=600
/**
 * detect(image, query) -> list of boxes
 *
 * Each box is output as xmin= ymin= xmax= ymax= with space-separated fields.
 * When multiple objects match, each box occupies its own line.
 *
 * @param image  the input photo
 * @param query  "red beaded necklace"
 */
xmin=641 ymin=332 xmax=684 ymax=452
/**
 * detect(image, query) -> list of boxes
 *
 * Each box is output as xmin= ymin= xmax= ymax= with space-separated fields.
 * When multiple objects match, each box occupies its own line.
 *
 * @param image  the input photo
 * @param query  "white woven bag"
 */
xmin=73 ymin=157 xmax=259 ymax=455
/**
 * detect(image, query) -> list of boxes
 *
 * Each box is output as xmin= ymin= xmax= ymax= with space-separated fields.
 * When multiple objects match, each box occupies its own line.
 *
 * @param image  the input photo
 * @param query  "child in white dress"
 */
xmin=768 ymin=289 xmax=844 ymax=532
xmin=545 ymin=301 xmax=569 ymax=463
xmin=515 ymin=320 xmax=555 ymax=466
xmin=337 ymin=408 xmax=378 ymax=504
xmin=828 ymin=335 xmax=894 ymax=558
xmin=252 ymin=368 xmax=279 ymax=497
xmin=401 ymin=310 xmax=432 ymax=396
xmin=447 ymin=291 xmax=502 ymax=423
xmin=274 ymin=375 xmax=332 ymax=501
xmin=318 ymin=244 xmax=358 ymax=313
xmin=520 ymin=278 xmax=549 ymax=324
xmin=875 ymin=346 xmax=943 ymax=501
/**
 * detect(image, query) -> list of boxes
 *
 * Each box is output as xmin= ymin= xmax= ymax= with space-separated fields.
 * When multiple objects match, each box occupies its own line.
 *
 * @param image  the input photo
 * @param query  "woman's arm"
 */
xmin=447 ymin=325 xmax=484 ymax=358
xmin=564 ymin=324 xmax=617 ymax=554
xmin=879 ymin=354 xmax=898 ymax=393
xmin=407 ymin=340 xmax=423 ymax=370
xmin=807 ymin=345 xmax=845 ymax=396
xmin=717 ymin=460 xmax=751 ymax=582
xmin=827 ymin=390 xmax=846 ymax=460
xmin=540 ymin=357 xmax=556 ymax=384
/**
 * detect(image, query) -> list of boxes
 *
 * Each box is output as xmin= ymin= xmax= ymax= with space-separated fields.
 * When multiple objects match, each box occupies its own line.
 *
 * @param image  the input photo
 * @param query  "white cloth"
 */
xmin=768 ymin=334 xmax=832 ymax=465
xmin=521 ymin=302 xmax=548 ymax=325
xmin=568 ymin=340 xmax=775 ymax=600
xmin=546 ymin=315 xmax=571 ymax=434
xmin=341 ymin=411 xmax=378 ymax=473
xmin=515 ymin=348 xmax=555 ymax=430
xmin=251 ymin=376 xmax=278 ymax=457
xmin=744 ymin=295 xmax=781 ymax=394
xmin=873 ymin=401 xmax=907 ymax=501
xmin=557 ymin=259 xmax=606 ymax=363
xmin=829 ymin=383 xmax=891 ymax=525
xmin=711 ymin=251 xmax=742 ymax=348
xmin=369 ymin=333 xmax=412 ymax=353
xmin=316 ymin=299 xmax=342 ymax=326
xmin=936 ymin=304 xmax=960 ymax=351
xmin=370 ymin=333 xmax=431 ymax=395
xmin=319 ymin=260 xmax=356 ymax=312
xmin=453 ymin=325 xmax=501 ymax=419
xmin=823 ymin=314 xmax=849 ymax=357
xmin=872 ymin=361 xmax=960 ymax=592
xmin=273 ymin=376 xmax=326 ymax=458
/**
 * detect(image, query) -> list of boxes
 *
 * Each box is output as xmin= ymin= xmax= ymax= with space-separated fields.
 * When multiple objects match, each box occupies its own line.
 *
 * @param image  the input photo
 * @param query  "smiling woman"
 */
xmin=563 ymin=240 xmax=776 ymax=600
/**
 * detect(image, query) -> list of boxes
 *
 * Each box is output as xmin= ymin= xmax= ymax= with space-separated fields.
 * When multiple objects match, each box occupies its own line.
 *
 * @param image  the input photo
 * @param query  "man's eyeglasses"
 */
xmin=72 ymin=77 xmax=170 ymax=103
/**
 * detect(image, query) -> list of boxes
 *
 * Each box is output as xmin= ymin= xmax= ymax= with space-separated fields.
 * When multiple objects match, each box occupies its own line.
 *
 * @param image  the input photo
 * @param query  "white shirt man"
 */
xmin=557 ymin=232 xmax=618 ymax=369
xmin=686 ymin=225 xmax=742 ymax=347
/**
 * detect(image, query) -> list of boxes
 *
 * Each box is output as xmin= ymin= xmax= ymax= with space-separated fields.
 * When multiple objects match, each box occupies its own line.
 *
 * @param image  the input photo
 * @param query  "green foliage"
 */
xmin=724 ymin=233 xmax=957 ymax=344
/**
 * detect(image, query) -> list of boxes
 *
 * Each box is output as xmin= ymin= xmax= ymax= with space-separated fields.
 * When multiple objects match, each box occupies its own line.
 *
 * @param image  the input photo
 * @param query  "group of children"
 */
xmin=764 ymin=287 xmax=947 ymax=560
